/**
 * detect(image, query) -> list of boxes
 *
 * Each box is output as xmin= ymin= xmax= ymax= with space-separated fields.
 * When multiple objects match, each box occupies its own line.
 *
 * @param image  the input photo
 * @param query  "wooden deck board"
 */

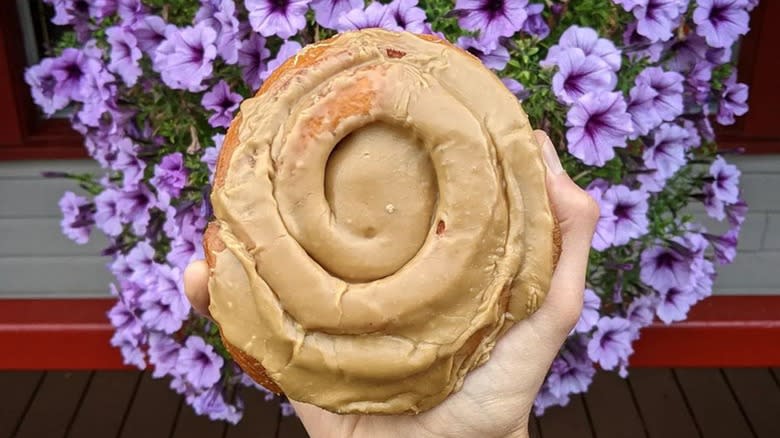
xmin=277 ymin=405 xmax=310 ymax=438
xmin=14 ymin=371 xmax=91 ymax=438
xmin=528 ymin=416 xmax=541 ymax=438
xmin=722 ymin=368 xmax=780 ymax=438
xmin=119 ymin=372 xmax=182 ymax=438
xmin=66 ymin=371 xmax=141 ymax=438
xmin=674 ymin=368 xmax=754 ymax=438
xmin=537 ymin=395 xmax=594 ymax=438
xmin=170 ymin=404 xmax=228 ymax=438
xmin=627 ymin=368 xmax=700 ymax=438
xmin=224 ymin=386 xmax=280 ymax=438
xmin=0 ymin=371 xmax=42 ymax=438
xmin=585 ymin=372 xmax=648 ymax=438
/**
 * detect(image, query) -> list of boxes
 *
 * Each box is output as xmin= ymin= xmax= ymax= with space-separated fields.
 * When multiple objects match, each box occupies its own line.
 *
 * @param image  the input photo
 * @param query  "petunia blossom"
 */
xmin=178 ymin=336 xmax=224 ymax=389
xmin=587 ymin=317 xmax=635 ymax=370
xmin=693 ymin=0 xmax=751 ymax=49
xmin=453 ymin=0 xmax=529 ymax=51
xmin=717 ymin=73 xmax=749 ymax=125
xmin=310 ymin=0 xmax=363 ymax=29
xmin=551 ymin=48 xmax=616 ymax=104
xmin=565 ymin=92 xmax=633 ymax=166
xmin=336 ymin=2 xmax=403 ymax=32
xmin=246 ymin=0 xmax=311 ymax=38
xmin=201 ymin=80 xmax=242 ymax=128
xmin=542 ymin=25 xmax=621 ymax=72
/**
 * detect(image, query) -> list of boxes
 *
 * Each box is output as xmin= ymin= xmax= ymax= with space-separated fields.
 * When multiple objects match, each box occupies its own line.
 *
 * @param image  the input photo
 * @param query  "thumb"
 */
xmin=529 ymin=130 xmax=599 ymax=341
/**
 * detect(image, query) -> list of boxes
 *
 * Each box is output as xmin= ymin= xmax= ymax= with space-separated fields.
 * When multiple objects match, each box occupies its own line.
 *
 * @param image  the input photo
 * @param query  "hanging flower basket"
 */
xmin=30 ymin=0 xmax=754 ymax=423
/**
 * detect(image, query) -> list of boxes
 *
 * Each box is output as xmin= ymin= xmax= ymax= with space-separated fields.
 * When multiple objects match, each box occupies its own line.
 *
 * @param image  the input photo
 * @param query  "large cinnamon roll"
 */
xmin=205 ymin=29 xmax=560 ymax=415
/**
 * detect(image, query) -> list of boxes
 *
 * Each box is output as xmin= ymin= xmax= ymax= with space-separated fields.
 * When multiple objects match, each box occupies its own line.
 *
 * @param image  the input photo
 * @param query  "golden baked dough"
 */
xmin=205 ymin=29 xmax=559 ymax=415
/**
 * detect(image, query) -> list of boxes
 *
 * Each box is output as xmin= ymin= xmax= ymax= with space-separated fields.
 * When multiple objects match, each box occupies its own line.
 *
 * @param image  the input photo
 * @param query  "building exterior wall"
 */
xmin=1 ymin=157 xmax=778 ymax=298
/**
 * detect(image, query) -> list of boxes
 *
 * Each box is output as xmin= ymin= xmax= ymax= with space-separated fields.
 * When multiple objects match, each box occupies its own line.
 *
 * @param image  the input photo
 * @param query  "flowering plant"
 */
xmin=32 ymin=0 xmax=754 ymax=422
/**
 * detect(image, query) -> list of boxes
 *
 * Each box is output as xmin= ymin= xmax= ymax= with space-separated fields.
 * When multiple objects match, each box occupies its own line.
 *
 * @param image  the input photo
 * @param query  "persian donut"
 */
xmin=204 ymin=29 xmax=560 ymax=415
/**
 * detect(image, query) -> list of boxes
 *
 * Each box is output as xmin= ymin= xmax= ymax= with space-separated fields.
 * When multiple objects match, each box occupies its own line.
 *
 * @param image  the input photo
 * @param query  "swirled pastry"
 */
xmin=205 ymin=29 xmax=560 ymax=415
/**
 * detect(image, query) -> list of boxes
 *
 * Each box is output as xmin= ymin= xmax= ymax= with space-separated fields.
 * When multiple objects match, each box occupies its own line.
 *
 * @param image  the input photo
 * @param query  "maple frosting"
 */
xmin=206 ymin=29 xmax=557 ymax=415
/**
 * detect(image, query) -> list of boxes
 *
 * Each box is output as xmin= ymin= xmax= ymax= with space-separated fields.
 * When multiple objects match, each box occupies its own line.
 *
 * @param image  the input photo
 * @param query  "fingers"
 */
xmin=530 ymin=130 xmax=599 ymax=341
xmin=183 ymin=260 xmax=212 ymax=317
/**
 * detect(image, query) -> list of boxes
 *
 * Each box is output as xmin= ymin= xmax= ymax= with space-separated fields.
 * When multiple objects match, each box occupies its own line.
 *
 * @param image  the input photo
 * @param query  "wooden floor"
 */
xmin=1 ymin=369 xmax=778 ymax=438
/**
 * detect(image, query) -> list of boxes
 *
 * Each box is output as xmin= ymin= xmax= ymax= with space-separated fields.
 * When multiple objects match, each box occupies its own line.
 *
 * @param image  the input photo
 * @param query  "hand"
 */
xmin=184 ymin=131 xmax=599 ymax=438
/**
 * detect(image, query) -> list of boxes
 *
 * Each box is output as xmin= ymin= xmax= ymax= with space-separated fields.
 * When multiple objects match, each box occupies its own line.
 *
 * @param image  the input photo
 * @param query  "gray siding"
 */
xmin=0 ymin=156 xmax=778 ymax=298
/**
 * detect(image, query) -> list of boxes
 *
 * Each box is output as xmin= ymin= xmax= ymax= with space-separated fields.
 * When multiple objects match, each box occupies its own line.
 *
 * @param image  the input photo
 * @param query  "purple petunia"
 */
xmin=387 ymin=0 xmax=428 ymax=33
xmin=707 ymin=155 xmax=741 ymax=205
xmin=58 ymin=191 xmax=94 ymax=244
xmin=717 ymin=73 xmax=749 ymax=125
xmin=148 ymin=332 xmax=182 ymax=378
xmin=706 ymin=227 xmax=739 ymax=265
xmin=522 ymin=3 xmax=550 ymax=39
xmin=106 ymin=26 xmax=142 ymax=86
xmin=202 ymin=80 xmax=242 ymax=128
xmin=130 ymin=15 xmax=169 ymax=55
xmin=94 ymin=188 xmax=124 ymax=236
xmin=655 ymin=285 xmax=700 ymax=324
xmin=456 ymin=36 xmax=510 ymax=71
xmin=635 ymin=67 xmax=685 ymax=122
xmin=726 ymin=198 xmax=748 ymax=227
xmin=151 ymin=152 xmax=188 ymax=205
xmin=602 ymin=185 xmax=650 ymax=246
xmin=179 ymin=335 xmax=225 ymax=389
xmin=195 ymin=0 xmax=241 ymax=64
xmin=202 ymin=134 xmax=224 ymax=182
xmin=534 ymin=380 xmax=571 ymax=416
xmin=189 ymin=384 xmax=243 ymax=423
xmin=547 ymin=339 xmax=596 ymax=398
xmin=626 ymin=294 xmax=657 ymax=330
xmin=693 ymin=0 xmax=751 ymax=49
xmin=246 ymin=0 xmax=311 ymax=39
xmin=501 ymin=77 xmax=528 ymax=100
xmin=310 ymin=0 xmax=363 ymax=29
xmin=125 ymin=240 xmax=156 ymax=285
xmin=627 ymin=82 xmax=663 ymax=139
xmin=454 ymin=0 xmax=529 ymax=51
xmin=565 ymin=92 xmax=634 ymax=166
xmin=24 ymin=58 xmax=70 ymax=116
xmin=154 ymin=23 xmax=217 ymax=92
xmin=640 ymin=241 xmax=695 ymax=293
xmin=113 ymin=137 xmax=146 ymax=188
xmin=633 ymin=0 xmax=687 ymax=43
xmin=643 ymin=123 xmax=688 ymax=179
xmin=337 ymin=2 xmax=403 ymax=32
xmin=261 ymin=40 xmax=302 ymax=81
xmin=116 ymin=184 xmax=156 ymax=235
xmin=551 ymin=48 xmax=616 ymax=104
xmin=587 ymin=181 xmax=618 ymax=251
xmin=140 ymin=264 xmax=190 ymax=333
xmin=51 ymin=47 xmax=103 ymax=102
xmin=587 ymin=316 xmax=635 ymax=370
xmin=542 ymin=25 xmax=622 ymax=72
xmin=238 ymin=33 xmax=271 ymax=90
xmin=574 ymin=288 xmax=601 ymax=333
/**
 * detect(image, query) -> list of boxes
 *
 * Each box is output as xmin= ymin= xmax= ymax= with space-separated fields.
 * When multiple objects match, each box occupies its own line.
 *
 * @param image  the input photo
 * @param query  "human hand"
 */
xmin=184 ymin=130 xmax=599 ymax=438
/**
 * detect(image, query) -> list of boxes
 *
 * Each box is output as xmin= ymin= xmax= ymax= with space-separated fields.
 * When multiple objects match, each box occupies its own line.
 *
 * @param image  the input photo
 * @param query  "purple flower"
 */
xmin=626 ymin=294 xmax=657 ymax=330
xmin=140 ymin=264 xmax=190 ymax=333
xmin=574 ymin=288 xmax=601 ymax=333
xmin=656 ymin=285 xmax=700 ymax=324
xmin=151 ymin=152 xmax=188 ymax=204
xmin=454 ymin=0 xmax=529 ymax=50
xmin=195 ymin=0 xmax=240 ymax=64
xmin=547 ymin=340 xmax=595 ymax=398
xmin=686 ymin=61 xmax=713 ymax=105
xmin=202 ymin=80 xmax=242 ymax=128
xmin=106 ymin=26 xmax=142 ymax=86
xmin=552 ymin=48 xmax=616 ymax=104
xmin=131 ymin=15 xmax=169 ymax=54
xmin=640 ymin=242 xmax=694 ymax=292
xmin=113 ymin=137 xmax=146 ymax=188
xmin=310 ymin=0 xmax=363 ymax=29
xmin=202 ymin=134 xmax=224 ymax=181
xmin=702 ymin=183 xmax=726 ymax=220
xmin=456 ymin=36 xmax=510 ymax=71
xmin=189 ymin=385 xmax=242 ymax=423
xmin=94 ymin=188 xmax=124 ymax=236
xmin=126 ymin=240 xmax=156 ymax=285
xmin=726 ymin=198 xmax=748 ymax=227
xmin=691 ymin=258 xmax=716 ymax=299
xmin=58 ymin=191 xmax=94 ymax=244
xmin=706 ymin=227 xmax=739 ymax=265
xmin=179 ymin=336 xmax=224 ymax=389
xmin=261 ymin=40 xmax=302 ymax=81
xmin=566 ymin=92 xmax=633 ymax=166
xmin=542 ymin=26 xmax=622 ymax=72
xmin=47 ymin=0 xmax=91 ymax=41
xmin=116 ymin=184 xmax=155 ymax=235
xmin=627 ymin=83 xmax=662 ymax=139
xmin=708 ymin=155 xmax=741 ymax=204
xmin=111 ymin=334 xmax=146 ymax=369
xmin=634 ymin=0 xmax=686 ymax=43
xmin=154 ymin=23 xmax=217 ymax=92
xmin=168 ymin=232 xmax=205 ymax=270
xmin=623 ymin=22 xmax=665 ymax=63
xmin=25 ymin=58 xmax=70 ymax=116
xmin=238 ymin=33 xmax=271 ymax=90
xmin=501 ymin=77 xmax=528 ymax=99
xmin=717 ymin=73 xmax=749 ymax=125
xmin=694 ymin=0 xmax=751 ymax=49
xmin=148 ymin=332 xmax=183 ymax=378
xmin=246 ymin=0 xmax=311 ymax=38
xmin=51 ymin=47 xmax=102 ymax=101
xmin=522 ymin=3 xmax=550 ymax=39
xmin=635 ymin=67 xmax=684 ymax=122
xmin=643 ymin=123 xmax=688 ymax=179
xmin=587 ymin=317 xmax=635 ymax=370
xmin=107 ymin=297 xmax=143 ymax=340
xmin=603 ymin=185 xmax=650 ymax=246
xmin=387 ymin=0 xmax=427 ymax=33
xmin=586 ymin=182 xmax=618 ymax=251
xmin=117 ymin=0 xmax=147 ymax=24
xmin=534 ymin=380 xmax=571 ymax=416
xmin=337 ymin=2 xmax=403 ymax=32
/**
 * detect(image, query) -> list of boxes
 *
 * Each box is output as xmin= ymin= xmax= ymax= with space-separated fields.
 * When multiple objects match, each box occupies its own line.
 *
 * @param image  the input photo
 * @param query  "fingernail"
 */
xmin=540 ymin=134 xmax=564 ymax=175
